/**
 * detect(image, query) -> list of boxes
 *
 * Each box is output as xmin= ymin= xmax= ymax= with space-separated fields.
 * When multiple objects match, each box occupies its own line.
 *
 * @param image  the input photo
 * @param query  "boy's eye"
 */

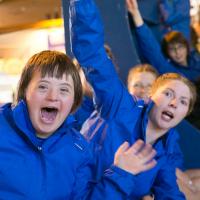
xmin=60 ymin=88 xmax=69 ymax=93
xmin=38 ymin=85 xmax=48 ymax=90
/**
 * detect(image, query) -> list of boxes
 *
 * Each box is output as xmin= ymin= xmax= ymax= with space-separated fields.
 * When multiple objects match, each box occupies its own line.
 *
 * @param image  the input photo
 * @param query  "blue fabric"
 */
xmin=73 ymin=96 xmax=94 ymax=131
xmin=0 ymin=100 xmax=138 ymax=199
xmin=137 ymin=0 xmax=190 ymax=42
xmin=135 ymin=24 xmax=200 ymax=82
xmin=176 ymin=120 xmax=200 ymax=169
xmin=70 ymin=0 xmax=185 ymax=199
xmin=159 ymin=0 xmax=190 ymax=41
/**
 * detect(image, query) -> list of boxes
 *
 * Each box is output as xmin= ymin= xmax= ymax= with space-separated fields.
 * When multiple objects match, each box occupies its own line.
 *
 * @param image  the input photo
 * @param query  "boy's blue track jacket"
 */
xmin=70 ymin=0 xmax=186 ymax=199
xmin=0 ymin=101 xmax=140 ymax=199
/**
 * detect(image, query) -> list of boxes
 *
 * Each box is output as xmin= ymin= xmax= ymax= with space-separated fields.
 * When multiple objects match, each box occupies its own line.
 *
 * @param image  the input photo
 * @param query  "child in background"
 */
xmin=127 ymin=64 xmax=158 ymax=103
xmin=127 ymin=0 xmax=200 ymax=82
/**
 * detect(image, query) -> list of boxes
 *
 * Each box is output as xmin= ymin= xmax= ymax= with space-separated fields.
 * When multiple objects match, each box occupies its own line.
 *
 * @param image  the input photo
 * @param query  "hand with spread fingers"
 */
xmin=114 ymin=140 xmax=157 ymax=175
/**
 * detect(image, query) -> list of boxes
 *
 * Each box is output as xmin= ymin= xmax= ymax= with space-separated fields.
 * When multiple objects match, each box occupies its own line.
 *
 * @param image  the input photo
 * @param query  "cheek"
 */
xmin=180 ymin=107 xmax=188 ymax=117
xmin=62 ymin=97 xmax=74 ymax=113
xmin=176 ymin=107 xmax=188 ymax=121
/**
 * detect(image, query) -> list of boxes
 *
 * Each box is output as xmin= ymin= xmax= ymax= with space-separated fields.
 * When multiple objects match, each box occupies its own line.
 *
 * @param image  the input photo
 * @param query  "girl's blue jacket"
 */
xmin=0 ymin=101 xmax=138 ymax=199
xmin=70 ymin=0 xmax=185 ymax=199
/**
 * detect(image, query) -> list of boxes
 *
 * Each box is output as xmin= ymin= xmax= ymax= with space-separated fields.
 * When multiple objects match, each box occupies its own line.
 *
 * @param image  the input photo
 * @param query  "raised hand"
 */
xmin=126 ymin=0 xmax=143 ymax=26
xmin=114 ymin=140 xmax=157 ymax=175
xmin=126 ymin=0 xmax=138 ymax=16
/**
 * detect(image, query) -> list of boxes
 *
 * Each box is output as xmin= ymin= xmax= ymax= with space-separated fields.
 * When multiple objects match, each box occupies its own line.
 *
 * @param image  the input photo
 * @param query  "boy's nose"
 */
xmin=47 ymin=88 xmax=58 ymax=101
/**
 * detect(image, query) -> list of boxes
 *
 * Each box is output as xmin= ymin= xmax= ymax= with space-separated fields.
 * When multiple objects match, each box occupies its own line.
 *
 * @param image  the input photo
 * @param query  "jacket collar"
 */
xmin=141 ymin=100 xmax=179 ymax=153
xmin=12 ymin=100 xmax=75 ymax=139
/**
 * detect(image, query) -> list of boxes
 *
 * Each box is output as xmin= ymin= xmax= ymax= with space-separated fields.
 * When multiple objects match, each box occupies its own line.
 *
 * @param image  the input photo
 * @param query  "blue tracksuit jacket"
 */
xmin=70 ymin=0 xmax=185 ymax=199
xmin=159 ymin=0 xmax=190 ymax=41
xmin=135 ymin=23 xmax=200 ymax=82
xmin=0 ymin=101 xmax=139 ymax=199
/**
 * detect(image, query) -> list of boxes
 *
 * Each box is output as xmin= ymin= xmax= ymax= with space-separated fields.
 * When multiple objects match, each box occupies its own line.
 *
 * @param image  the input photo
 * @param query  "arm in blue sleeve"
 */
xmin=70 ymin=148 xmax=136 ymax=199
xmin=159 ymin=0 xmax=190 ymax=25
xmin=70 ymin=0 xmax=136 ymax=119
xmin=153 ymin=155 xmax=186 ymax=199
xmin=135 ymin=24 xmax=181 ymax=75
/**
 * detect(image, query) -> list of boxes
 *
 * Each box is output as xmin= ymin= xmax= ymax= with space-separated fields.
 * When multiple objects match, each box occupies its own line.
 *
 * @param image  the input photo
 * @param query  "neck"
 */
xmin=146 ymin=120 xmax=168 ymax=144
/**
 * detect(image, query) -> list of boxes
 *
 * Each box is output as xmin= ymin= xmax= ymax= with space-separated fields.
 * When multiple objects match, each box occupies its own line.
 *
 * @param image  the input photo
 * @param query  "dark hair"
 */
xmin=161 ymin=31 xmax=189 ymax=58
xmin=17 ymin=50 xmax=83 ymax=113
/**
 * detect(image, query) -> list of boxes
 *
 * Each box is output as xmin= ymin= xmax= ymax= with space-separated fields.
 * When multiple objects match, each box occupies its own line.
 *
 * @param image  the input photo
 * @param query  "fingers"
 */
xmin=192 ymin=177 xmax=200 ymax=192
xmin=176 ymin=168 xmax=190 ymax=184
xmin=127 ymin=140 xmax=156 ymax=164
xmin=177 ymin=179 xmax=199 ymax=200
xmin=126 ymin=0 xmax=137 ymax=12
xmin=141 ymin=159 xmax=157 ymax=172
xmin=126 ymin=139 xmax=144 ymax=154
xmin=117 ymin=141 xmax=130 ymax=154
xmin=176 ymin=168 xmax=197 ymax=192
xmin=139 ymin=145 xmax=157 ymax=164
xmin=115 ymin=141 xmax=130 ymax=159
xmin=114 ymin=139 xmax=157 ymax=175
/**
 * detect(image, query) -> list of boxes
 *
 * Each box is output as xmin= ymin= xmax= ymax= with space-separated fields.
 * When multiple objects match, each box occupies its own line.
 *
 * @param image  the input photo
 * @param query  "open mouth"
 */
xmin=161 ymin=111 xmax=174 ymax=121
xmin=41 ymin=107 xmax=58 ymax=123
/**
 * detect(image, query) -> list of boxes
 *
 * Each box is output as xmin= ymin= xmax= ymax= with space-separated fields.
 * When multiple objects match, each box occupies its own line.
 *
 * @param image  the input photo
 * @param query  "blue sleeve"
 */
xmin=135 ymin=24 xmax=181 ymax=75
xmin=153 ymin=161 xmax=186 ymax=199
xmin=73 ymin=96 xmax=94 ymax=131
xmin=70 ymin=147 xmax=137 ymax=199
xmin=159 ymin=0 xmax=190 ymax=26
xmin=69 ymin=0 xmax=139 ymax=198
xmin=152 ymin=130 xmax=186 ymax=199
xmin=70 ymin=0 xmax=136 ymax=119
xmin=169 ymin=143 xmax=184 ymax=170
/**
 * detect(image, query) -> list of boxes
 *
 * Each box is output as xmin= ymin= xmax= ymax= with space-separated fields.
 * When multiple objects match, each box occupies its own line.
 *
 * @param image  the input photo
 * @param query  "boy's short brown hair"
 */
xmin=17 ymin=50 xmax=83 ymax=113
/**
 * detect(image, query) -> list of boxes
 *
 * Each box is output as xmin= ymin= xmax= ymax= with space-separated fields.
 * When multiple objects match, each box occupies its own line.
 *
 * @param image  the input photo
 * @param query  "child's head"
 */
xmin=150 ymin=73 xmax=196 ymax=115
xmin=17 ymin=50 xmax=83 ymax=138
xmin=127 ymin=64 xmax=158 ymax=102
xmin=162 ymin=31 xmax=189 ymax=66
xmin=149 ymin=73 xmax=196 ymax=133
xmin=17 ymin=50 xmax=83 ymax=112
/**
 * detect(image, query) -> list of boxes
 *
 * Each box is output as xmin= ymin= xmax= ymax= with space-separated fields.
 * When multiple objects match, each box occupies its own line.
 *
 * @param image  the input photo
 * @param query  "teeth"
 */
xmin=41 ymin=107 xmax=58 ymax=123
xmin=162 ymin=111 xmax=174 ymax=119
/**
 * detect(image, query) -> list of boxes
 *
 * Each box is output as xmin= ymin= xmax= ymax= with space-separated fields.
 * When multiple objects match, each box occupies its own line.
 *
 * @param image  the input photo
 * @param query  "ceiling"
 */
xmin=0 ymin=0 xmax=62 ymax=33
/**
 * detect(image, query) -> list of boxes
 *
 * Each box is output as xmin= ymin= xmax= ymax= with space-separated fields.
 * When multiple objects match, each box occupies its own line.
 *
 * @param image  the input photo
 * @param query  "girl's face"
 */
xmin=128 ymin=72 xmax=157 ymax=103
xmin=25 ymin=72 xmax=75 ymax=138
xmin=149 ymin=80 xmax=190 ymax=133
xmin=167 ymin=43 xmax=188 ymax=66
